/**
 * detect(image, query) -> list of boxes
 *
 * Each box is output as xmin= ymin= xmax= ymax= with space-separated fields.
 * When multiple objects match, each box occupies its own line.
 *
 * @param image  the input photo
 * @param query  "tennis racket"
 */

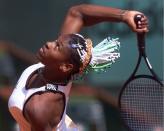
xmin=119 ymin=14 xmax=164 ymax=131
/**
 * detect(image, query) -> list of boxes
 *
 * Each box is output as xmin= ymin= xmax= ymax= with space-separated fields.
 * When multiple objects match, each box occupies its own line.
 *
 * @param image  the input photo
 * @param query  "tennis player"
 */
xmin=8 ymin=4 xmax=148 ymax=131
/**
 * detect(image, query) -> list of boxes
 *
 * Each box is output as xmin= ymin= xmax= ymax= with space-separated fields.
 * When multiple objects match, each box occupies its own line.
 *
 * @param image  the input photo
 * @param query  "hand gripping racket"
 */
xmin=119 ymin=14 xmax=164 ymax=131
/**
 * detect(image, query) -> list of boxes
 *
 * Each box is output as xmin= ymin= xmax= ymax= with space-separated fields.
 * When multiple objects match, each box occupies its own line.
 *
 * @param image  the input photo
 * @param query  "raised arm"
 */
xmin=60 ymin=4 xmax=148 ymax=35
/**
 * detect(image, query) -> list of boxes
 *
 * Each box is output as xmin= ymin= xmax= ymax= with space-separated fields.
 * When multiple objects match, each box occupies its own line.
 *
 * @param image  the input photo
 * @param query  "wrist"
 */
xmin=120 ymin=10 xmax=129 ymax=22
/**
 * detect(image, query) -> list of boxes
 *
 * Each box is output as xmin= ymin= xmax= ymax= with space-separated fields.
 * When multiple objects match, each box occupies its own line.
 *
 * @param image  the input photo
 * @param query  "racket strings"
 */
xmin=120 ymin=78 xmax=163 ymax=131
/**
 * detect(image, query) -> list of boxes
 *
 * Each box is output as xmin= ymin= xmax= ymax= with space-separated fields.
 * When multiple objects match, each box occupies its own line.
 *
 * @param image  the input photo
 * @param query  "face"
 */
xmin=36 ymin=35 xmax=71 ymax=71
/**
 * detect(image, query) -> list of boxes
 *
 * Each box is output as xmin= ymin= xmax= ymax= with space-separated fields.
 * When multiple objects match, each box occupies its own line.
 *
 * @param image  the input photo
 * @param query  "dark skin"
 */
xmin=22 ymin=4 xmax=148 ymax=131
xmin=24 ymin=35 xmax=75 ymax=131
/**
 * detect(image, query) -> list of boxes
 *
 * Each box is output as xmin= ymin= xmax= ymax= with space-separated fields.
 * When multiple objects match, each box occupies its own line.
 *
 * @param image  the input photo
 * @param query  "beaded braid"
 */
xmin=87 ymin=36 xmax=120 ymax=73
xmin=70 ymin=34 xmax=120 ymax=75
xmin=79 ymin=39 xmax=92 ymax=74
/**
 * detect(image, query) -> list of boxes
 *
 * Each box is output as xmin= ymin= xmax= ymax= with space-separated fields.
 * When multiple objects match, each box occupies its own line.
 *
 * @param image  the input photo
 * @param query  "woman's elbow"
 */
xmin=67 ymin=5 xmax=85 ymax=18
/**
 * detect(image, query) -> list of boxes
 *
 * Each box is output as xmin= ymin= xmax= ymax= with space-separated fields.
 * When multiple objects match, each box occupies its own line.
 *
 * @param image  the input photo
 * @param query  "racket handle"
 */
xmin=134 ymin=14 xmax=145 ymax=54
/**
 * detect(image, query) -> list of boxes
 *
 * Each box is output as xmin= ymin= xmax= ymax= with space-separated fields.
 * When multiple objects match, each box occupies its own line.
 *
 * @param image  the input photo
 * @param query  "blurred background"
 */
xmin=0 ymin=0 xmax=163 ymax=131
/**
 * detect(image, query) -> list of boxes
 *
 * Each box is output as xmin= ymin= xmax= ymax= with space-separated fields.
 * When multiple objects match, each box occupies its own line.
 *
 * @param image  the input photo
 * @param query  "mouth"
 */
xmin=39 ymin=47 xmax=44 ymax=56
xmin=41 ymin=44 xmax=48 ymax=54
xmin=40 ymin=47 xmax=44 ymax=54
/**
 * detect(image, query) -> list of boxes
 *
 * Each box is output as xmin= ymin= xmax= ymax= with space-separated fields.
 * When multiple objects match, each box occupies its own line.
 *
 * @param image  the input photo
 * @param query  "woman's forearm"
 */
xmin=60 ymin=4 xmax=127 ymax=34
xmin=60 ymin=4 xmax=148 ymax=35
xmin=72 ymin=4 xmax=127 ymax=26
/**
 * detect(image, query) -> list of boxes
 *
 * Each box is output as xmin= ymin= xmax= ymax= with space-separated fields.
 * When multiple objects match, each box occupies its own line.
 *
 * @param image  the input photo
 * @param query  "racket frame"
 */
xmin=118 ymin=14 xmax=163 ymax=131
xmin=118 ymin=74 xmax=163 ymax=131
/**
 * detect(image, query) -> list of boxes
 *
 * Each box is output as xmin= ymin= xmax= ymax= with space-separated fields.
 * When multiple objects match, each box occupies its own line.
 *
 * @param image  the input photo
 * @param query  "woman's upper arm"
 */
xmin=24 ymin=103 xmax=50 ymax=131
xmin=59 ymin=5 xmax=84 ymax=35
xmin=23 ymin=93 xmax=64 ymax=131
xmin=24 ymin=98 xmax=56 ymax=131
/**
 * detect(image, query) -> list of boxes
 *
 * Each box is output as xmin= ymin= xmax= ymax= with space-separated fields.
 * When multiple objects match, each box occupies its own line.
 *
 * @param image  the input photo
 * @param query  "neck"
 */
xmin=39 ymin=67 xmax=71 ymax=85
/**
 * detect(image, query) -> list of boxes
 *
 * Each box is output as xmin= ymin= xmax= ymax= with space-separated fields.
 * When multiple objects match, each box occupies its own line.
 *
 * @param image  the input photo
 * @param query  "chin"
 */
xmin=36 ymin=52 xmax=43 ymax=62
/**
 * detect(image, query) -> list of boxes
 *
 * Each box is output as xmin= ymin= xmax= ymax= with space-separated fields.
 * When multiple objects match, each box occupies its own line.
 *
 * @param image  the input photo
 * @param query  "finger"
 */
xmin=141 ymin=15 xmax=148 ymax=20
xmin=137 ymin=18 xmax=148 ymax=24
xmin=135 ymin=28 xmax=149 ymax=33
xmin=137 ymin=21 xmax=149 ymax=28
xmin=141 ymin=18 xmax=148 ymax=23
xmin=140 ymin=23 xmax=149 ymax=28
xmin=136 ymin=23 xmax=149 ymax=29
xmin=141 ymin=20 xmax=148 ymax=25
xmin=141 ymin=17 xmax=149 ymax=24
xmin=138 ymin=24 xmax=149 ymax=29
xmin=136 ymin=21 xmax=141 ymax=28
xmin=141 ymin=17 xmax=148 ymax=21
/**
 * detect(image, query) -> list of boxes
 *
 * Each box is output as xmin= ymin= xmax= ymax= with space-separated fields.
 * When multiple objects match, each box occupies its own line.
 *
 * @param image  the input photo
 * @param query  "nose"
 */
xmin=45 ymin=41 xmax=55 ymax=49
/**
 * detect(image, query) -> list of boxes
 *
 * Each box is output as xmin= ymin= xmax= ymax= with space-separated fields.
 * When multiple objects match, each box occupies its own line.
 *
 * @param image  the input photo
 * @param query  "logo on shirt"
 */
xmin=46 ymin=84 xmax=58 ymax=91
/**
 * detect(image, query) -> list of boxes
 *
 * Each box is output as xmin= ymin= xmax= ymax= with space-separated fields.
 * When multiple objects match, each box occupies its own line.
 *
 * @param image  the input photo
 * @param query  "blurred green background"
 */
xmin=0 ymin=0 xmax=163 ymax=131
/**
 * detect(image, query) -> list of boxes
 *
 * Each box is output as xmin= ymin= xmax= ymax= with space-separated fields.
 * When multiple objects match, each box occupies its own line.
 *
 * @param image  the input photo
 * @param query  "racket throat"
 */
xmin=130 ymin=55 xmax=142 ymax=78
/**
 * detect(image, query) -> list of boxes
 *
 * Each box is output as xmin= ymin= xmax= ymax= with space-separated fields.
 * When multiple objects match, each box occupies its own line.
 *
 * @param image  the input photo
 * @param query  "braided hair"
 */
xmin=66 ymin=33 xmax=120 ymax=76
xmin=66 ymin=34 xmax=87 ymax=74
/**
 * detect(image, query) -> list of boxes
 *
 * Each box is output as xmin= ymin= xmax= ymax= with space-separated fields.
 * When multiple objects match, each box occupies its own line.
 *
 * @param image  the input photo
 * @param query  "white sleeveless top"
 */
xmin=8 ymin=63 xmax=78 ymax=131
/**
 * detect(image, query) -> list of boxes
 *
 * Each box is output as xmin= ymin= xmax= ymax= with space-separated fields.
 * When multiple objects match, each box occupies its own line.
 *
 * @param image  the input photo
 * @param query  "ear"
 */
xmin=59 ymin=63 xmax=73 ymax=73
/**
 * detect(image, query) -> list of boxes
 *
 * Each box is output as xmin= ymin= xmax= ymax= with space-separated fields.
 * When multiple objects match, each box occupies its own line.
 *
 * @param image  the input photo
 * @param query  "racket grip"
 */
xmin=134 ymin=14 xmax=145 ymax=53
